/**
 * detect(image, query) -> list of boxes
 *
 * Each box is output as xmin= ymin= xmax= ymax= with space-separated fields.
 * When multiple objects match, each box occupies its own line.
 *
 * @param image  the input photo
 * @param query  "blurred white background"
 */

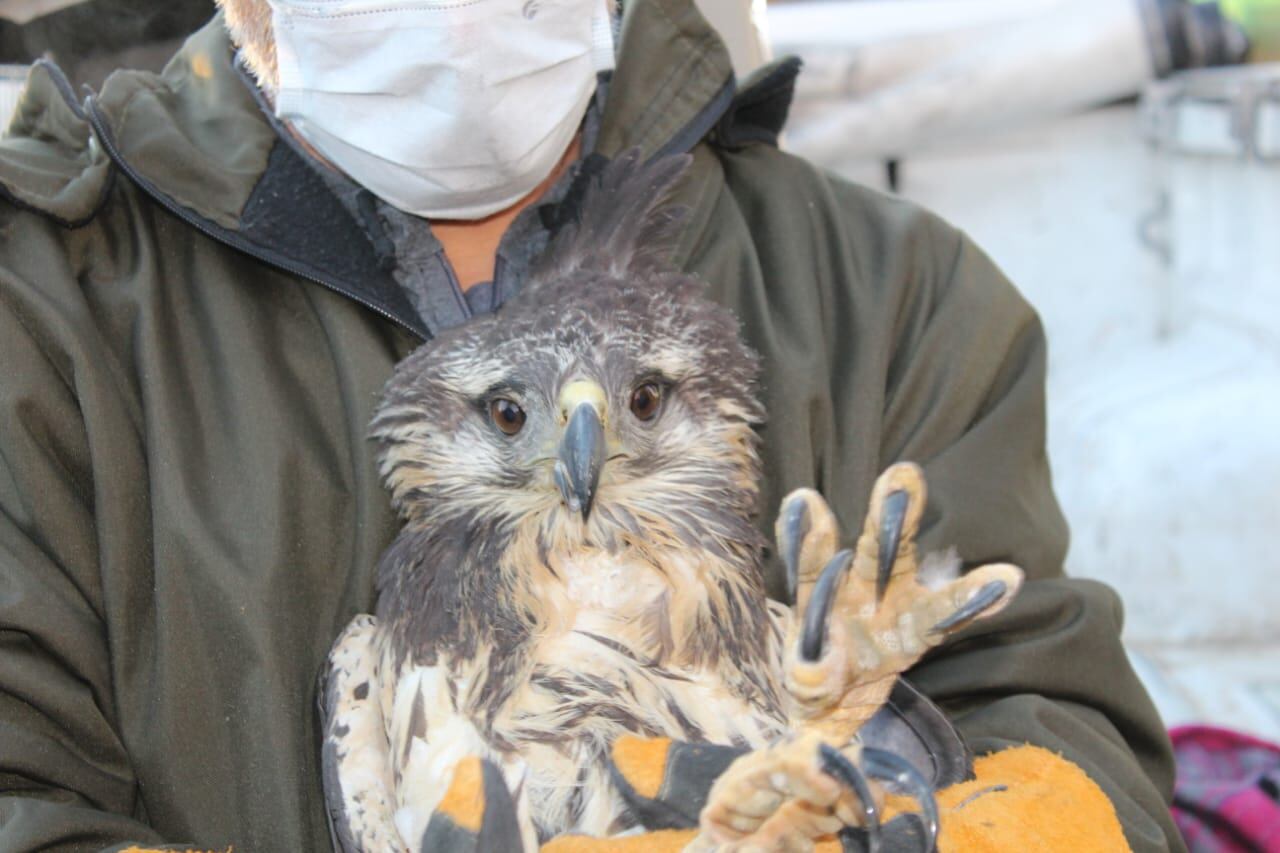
xmin=756 ymin=0 xmax=1280 ymax=739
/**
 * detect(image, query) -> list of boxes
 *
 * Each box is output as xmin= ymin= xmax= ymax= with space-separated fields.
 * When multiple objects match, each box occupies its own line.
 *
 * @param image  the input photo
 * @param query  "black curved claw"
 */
xmin=928 ymin=580 xmax=1008 ymax=635
xmin=781 ymin=496 xmax=812 ymax=605
xmin=861 ymin=747 xmax=939 ymax=853
xmin=876 ymin=490 xmax=910 ymax=604
xmin=800 ymin=549 xmax=854 ymax=661
xmin=819 ymin=743 xmax=881 ymax=852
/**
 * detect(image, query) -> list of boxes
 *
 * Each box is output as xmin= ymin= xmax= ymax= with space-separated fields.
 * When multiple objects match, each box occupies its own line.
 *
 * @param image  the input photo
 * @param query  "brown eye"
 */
xmin=630 ymin=382 xmax=663 ymax=421
xmin=489 ymin=398 xmax=527 ymax=435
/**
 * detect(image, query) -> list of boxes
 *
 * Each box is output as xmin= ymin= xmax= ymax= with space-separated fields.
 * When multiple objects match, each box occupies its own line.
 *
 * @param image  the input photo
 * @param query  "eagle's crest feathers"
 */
xmin=528 ymin=149 xmax=693 ymax=288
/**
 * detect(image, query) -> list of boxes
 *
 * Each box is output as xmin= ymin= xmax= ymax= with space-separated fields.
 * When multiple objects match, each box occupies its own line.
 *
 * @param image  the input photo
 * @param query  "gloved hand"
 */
xmin=543 ymin=737 xmax=1133 ymax=852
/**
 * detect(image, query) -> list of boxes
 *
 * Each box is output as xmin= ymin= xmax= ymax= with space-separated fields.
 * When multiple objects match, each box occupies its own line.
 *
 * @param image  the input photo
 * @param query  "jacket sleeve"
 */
xmin=0 ymin=260 xmax=167 ymax=850
xmin=861 ymin=214 xmax=1183 ymax=852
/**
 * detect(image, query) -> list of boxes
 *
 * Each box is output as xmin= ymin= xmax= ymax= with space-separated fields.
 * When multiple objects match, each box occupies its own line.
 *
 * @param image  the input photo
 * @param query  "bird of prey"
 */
xmin=318 ymin=151 xmax=1024 ymax=852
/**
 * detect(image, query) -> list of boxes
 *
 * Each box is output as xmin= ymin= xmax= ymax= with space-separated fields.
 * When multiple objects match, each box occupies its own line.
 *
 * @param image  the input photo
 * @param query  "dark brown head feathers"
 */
xmin=370 ymin=146 xmax=763 ymax=535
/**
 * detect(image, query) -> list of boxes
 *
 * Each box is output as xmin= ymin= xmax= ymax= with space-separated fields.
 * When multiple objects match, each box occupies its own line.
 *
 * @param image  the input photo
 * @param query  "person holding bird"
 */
xmin=0 ymin=1 xmax=1181 ymax=851
xmin=319 ymin=150 xmax=1035 ymax=852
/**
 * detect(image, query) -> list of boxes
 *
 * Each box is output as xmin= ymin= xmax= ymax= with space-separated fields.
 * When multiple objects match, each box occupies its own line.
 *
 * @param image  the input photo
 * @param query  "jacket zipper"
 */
xmin=84 ymin=96 xmax=428 ymax=342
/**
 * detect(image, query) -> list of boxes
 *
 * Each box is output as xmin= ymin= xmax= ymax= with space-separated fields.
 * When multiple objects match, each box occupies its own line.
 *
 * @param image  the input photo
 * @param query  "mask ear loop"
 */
xmin=264 ymin=2 xmax=306 ymax=116
xmin=591 ymin=0 xmax=618 ymax=72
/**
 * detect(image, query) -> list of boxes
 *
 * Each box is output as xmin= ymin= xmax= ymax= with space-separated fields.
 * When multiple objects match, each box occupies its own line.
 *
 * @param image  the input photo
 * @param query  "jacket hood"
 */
xmin=0 ymin=0 xmax=799 ymax=338
xmin=0 ymin=59 xmax=112 ymax=227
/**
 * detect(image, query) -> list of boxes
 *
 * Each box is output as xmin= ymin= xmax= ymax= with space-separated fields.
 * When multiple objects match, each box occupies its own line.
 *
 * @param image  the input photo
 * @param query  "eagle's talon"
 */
xmin=799 ymin=550 xmax=854 ymax=661
xmin=695 ymin=733 xmax=893 ymax=851
xmin=780 ymin=494 xmax=812 ymax=605
xmin=695 ymin=736 xmax=950 ymax=852
xmin=818 ymin=744 xmax=881 ymax=849
xmin=928 ymin=579 xmax=1009 ymax=635
xmin=861 ymin=747 xmax=939 ymax=853
xmin=775 ymin=489 xmax=841 ymax=617
xmin=779 ymin=463 xmax=1024 ymax=744
xmin=875 ymin=489 xmax=910 ymax=604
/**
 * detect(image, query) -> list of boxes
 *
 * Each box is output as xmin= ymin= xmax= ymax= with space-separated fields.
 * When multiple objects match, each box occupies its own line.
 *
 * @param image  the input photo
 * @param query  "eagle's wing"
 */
xmin=319 ymin=614 xmax=403 ymax=853
xmin=384 ymin=657 xmax=538 ymax=852
xmin=321 ymin=615 xmax=535 ymax=852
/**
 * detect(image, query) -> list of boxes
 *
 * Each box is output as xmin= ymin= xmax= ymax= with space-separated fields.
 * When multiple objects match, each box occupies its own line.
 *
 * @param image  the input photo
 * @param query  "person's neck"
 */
xmin=281 ymin=115 xmax=580 ymax=293
xmin=432 ymin=135 xmax=582 ymax=292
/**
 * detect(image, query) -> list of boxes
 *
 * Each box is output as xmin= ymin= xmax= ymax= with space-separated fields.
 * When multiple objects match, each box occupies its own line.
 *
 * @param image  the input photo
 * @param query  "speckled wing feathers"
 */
xmin=319 ymin=616 xmax=401 ymax=853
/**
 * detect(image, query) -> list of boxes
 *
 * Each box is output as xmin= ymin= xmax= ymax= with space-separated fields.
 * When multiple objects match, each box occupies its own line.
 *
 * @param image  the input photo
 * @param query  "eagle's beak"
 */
xmin=555 ymin=381 xmax=607 ymax=519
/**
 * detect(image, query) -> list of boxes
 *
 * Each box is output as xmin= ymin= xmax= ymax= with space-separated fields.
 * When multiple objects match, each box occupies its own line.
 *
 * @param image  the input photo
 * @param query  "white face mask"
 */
xmin=267 ymin=0 xmax=615 ymax=220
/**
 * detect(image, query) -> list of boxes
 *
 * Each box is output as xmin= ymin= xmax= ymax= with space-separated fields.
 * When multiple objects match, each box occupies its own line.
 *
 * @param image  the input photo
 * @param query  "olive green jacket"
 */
xmin=0 ymin=4 xmax=1181 ymax=851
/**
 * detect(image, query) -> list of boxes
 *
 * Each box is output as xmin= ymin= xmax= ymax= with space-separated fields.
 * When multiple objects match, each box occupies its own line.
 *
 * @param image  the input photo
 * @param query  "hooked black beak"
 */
xmin=555 ymin=402 xmax=605 ymax=518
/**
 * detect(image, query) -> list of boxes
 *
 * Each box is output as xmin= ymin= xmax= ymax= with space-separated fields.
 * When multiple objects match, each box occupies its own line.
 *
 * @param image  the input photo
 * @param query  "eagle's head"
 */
xmin=371 ymin=153 xmax=764 ymax=558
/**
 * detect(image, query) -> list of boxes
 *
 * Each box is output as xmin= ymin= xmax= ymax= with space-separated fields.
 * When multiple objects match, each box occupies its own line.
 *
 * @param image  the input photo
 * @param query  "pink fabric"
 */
xmin=1170 ymin=725 xmax=1280 ymax=853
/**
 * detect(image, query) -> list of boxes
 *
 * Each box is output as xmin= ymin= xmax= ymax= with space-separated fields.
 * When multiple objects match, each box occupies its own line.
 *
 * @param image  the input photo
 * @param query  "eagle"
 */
xmin=318 ymin=151 xmax=1024 ymax=852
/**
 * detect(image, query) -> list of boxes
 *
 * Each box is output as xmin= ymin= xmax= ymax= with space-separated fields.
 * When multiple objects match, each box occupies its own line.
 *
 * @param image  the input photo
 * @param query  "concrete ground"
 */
xmin=794 ymin=104 xmax=1280 ymax=743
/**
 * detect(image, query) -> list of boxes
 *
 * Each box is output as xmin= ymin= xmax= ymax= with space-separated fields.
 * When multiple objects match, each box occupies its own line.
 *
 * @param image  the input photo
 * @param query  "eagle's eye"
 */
xmin=630 ymin=383 xmax=663 ymax=421
xmin=489 ymin=398 xmax=527 ymax=435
